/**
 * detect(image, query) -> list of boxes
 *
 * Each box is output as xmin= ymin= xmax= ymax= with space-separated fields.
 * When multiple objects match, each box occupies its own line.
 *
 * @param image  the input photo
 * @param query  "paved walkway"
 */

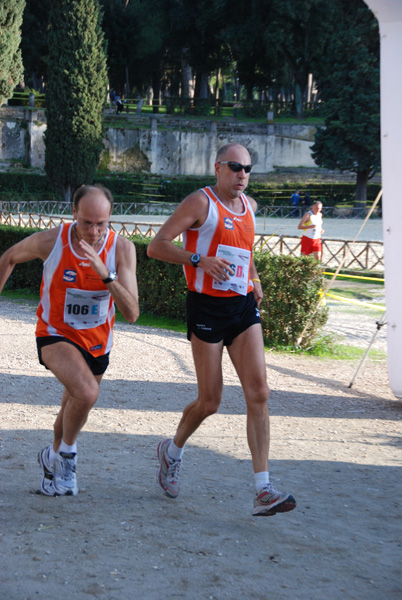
xmin=110 ymin=214 xmax=384 ymax=242
xmin=254 ymin=216 xmax=383 ymax=241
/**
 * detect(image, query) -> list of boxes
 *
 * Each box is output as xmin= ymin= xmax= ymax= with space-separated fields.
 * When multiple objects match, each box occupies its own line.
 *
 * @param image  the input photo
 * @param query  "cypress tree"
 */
xmin=45 ymin=0 xmax=108 ymax=202
xmin=0 ymin=0 xmax=25 ymax=107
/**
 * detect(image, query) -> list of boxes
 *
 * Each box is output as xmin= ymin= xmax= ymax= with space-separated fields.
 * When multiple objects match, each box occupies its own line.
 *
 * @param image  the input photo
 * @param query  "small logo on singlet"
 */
xmin=63 ymin=269 xmax=77 ymax=282
xmin=79 ymin=261 xmax=90 ymax=267
xmin=90 ymin=344 xmax=102 ymax=351
xmin=224 ymin=217 xmax=234 ymax=230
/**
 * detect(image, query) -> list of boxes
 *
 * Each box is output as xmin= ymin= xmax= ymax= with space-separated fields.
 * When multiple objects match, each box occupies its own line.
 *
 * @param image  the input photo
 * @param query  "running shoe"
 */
xmin=53 ymin=452 xmax=78 ymax=496
xmin=252 ymin=483 xmax=296 ymax=516
xmin=157 ymin=438 xmax=182 ymax=498
xmin=37 ymin=445 xmax=56 ymax=496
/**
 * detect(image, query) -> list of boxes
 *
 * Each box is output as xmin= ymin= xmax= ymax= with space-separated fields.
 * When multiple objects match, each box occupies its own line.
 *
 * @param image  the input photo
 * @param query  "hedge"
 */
xmin=0 ymin=172 xmax=381 ymax=209
xmin=0 ymin=226 xmax=327 ymax=348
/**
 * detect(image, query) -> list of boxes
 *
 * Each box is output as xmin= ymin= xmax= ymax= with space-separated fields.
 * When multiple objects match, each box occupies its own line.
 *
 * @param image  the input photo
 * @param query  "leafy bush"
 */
xmin=134 ymin=238 xmax=187 ymax=320
xmin=0 ymin=225 xmax=43 ymax=289
xmin=137 ymin=238 xmax=328 ymax=347
xmin=0 ymin=227 xmax=328 ymax=348
xmin=254 ymin=253 xmax=328 ymax=347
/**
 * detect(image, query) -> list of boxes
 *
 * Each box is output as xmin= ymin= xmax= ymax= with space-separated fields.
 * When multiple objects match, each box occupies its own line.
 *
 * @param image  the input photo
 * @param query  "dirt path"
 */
xmin=0 ymin=297 xmax=401 ymax=600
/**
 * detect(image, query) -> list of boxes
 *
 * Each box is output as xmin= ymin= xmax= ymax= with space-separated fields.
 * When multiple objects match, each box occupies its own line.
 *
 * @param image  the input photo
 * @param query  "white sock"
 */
xmin=49 ymin=446 xmax=58 ymax=465
xmin=167 ymin=439 xmax=184 ymax=461
xmin=58 ymin=440 xmax=77 ymax=455
xmin=254 ymin=471 xmax=270 ymax=492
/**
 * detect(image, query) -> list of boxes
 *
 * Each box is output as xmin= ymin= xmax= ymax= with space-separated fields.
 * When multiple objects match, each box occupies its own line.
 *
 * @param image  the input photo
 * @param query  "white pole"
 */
xmin=363 ymin=0 xmax=402 ymax=397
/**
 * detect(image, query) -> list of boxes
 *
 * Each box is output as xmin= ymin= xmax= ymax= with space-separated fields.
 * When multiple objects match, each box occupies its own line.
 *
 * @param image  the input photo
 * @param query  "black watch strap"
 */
xmin=190 ymin=253 xmax=201 ymax=268
xmin=102 ymin=272 xmax=117 ymax=284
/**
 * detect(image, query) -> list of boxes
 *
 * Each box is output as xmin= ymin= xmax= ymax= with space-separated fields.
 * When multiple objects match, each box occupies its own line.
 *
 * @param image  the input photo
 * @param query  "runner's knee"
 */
xmin=72 ymin=378 xmax=100 ymax=409
xmin=245 ymin=382 xmax=270 ymax=408
xmin=197 ymin=394 xmax=221 ymax=418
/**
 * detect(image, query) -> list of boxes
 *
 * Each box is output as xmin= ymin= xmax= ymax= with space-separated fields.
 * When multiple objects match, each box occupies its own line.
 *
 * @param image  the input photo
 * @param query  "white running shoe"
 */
xmin=53 ymin=452 xmax=78 ymax=496
xmin=252 ymin=483 xmax=296 ymax=516
xmin=157 ymin=439 xmax=182 ymax=498
xmin=37 ymin=445 xmax=56 ymax=496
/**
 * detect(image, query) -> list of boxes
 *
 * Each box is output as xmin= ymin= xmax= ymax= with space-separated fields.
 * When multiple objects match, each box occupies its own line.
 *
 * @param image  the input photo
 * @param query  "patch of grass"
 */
xmin=118 ymin=310 xmax=187 ymax=333
xmin=268 ymin=333 xmax=386 ymax=361
xmin=330 ymin=285 xmax=385 ymax=302
xmin=2 ymin=288 xmax=40 ymax=302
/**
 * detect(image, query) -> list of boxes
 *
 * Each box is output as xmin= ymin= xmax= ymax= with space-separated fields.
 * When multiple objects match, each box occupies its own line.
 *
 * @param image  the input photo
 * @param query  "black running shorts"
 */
xmin=36 ymin=336 xmax=110 ymax=376
xmin=186 ymin=290 xmax=261 ymax=346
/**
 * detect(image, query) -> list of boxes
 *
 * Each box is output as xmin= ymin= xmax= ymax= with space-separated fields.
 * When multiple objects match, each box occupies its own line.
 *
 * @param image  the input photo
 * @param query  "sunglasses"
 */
xmin=217 ymin=161 xmax=253 ymax=174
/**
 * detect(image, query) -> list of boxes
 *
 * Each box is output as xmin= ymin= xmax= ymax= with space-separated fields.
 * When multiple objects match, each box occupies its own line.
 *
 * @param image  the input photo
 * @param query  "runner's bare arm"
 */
xmin=297 ymin=213 xmax=314 ymax=230
xmin=147 ymin=191 xmax=234 ymax=281
xmin=0 ymin=228 xmax=59 ymax=295
xmin=77 ymin=236 xmax=139 ymax=323
xmin=246 ymin=195 xmax=264 ymax=305
xmin=249 ymin=259 xmax=264 ymax=306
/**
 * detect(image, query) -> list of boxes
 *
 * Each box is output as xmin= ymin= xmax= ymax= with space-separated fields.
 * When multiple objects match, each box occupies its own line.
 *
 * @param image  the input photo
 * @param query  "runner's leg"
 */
xmin=227 ymin=323 xmax=270 ymax=473
xmin=41 ymin=341 xmax=101 ymax=446
xmin=174 ymin=335 xmax=224 ymax=448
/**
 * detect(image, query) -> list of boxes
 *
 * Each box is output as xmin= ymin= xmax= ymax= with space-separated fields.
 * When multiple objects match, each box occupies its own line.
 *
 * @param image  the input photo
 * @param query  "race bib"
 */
xmin=212 ymin=244 xmax=251 ymax=296
xmin=64 ymin=289 xmax=110 ymax=330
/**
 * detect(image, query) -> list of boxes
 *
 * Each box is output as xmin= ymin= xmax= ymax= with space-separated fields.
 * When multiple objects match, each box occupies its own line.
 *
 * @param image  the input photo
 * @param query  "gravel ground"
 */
xmin=0 ymin=297 xmax=401 ymax=600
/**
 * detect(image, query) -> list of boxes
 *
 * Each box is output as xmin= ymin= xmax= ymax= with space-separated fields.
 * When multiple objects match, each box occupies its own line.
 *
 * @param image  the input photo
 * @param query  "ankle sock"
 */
xmin=167 ymin=439 xmax=184 ymax=461
xmin=58 ymin=440 xmax=77 ymax=455
xmin=49 ymin=446 xmax=58 ymax=465
xmin=254 ymin=471 xmax=270 ymax=492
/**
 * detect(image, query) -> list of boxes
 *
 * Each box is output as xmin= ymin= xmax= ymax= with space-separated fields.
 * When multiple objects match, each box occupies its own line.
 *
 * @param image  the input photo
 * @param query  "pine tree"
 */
xmin=45 ymin=0 xmax=108 ymax=202
xmin=0 ymin=0 xmax=25 ymax=106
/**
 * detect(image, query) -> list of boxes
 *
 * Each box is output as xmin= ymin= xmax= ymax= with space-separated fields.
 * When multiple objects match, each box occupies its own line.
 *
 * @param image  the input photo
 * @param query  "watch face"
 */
xmin=191 ymin=254 xmax=200 ymax=267
xmin=103 ymin=271 xmax=117 ymax=283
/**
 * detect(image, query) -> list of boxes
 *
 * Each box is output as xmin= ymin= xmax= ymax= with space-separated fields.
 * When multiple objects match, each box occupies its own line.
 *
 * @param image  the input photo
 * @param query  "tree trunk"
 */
xmin=354 ymin=169 xmax=370 ymax=217
xmin=181 ymin=54 xmax=193 ymax=99
xmin=125 ymin=66 xmax=130 ymax=99
xmin=152 ymin=70 xmax=161 ymax=114
xmin=293 ymin=81 xmax=303 ymax=118
xmin=199 ymin=73 xmax=209 ymax=99
xmin=62 ymin=184 xmax=73 ymax=204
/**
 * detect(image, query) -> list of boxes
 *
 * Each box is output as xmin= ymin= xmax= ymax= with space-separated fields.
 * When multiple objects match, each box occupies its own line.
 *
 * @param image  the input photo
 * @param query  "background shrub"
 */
xmin=0 ymin=227 xmax=328 ymax=348
xmin=254 ymin=252 xmax=328 ymax=347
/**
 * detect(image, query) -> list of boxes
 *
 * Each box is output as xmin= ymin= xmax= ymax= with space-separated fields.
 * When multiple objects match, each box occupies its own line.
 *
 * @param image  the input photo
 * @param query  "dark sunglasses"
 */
xmin=217 ymin=161 xmax=253 ymax=174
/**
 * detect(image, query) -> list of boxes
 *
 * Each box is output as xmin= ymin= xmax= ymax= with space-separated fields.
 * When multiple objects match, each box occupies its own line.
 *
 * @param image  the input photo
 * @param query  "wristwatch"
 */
xmin=190 ymin=253 xmax=201 ymax=268
xmin=102 ymin=271 xmax=118 ymax=284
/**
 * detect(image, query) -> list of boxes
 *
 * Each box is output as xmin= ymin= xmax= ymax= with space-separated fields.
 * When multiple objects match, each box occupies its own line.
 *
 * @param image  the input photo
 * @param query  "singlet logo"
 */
xmin=79 ymin=261 xmax=91 ymax=267
xmin=224 ymin=217 xmax=234 ymax=230
xmin=63 ymin=269 xmax=77 ymax=282
xmin=90 ymin=344 xmax=102 ymax=351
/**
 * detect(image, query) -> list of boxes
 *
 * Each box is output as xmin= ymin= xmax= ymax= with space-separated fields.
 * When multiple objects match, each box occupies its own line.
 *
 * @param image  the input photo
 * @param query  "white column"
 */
xmin=364 ymin=0 xmax=402 ymax=397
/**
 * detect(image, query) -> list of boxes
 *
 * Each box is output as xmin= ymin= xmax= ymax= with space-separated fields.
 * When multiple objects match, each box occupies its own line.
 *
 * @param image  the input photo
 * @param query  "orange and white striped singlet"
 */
xmin=36 ymin=223 xmax=117 ymax=356
xmin=183 ymin=187 xmax=255 ymax=297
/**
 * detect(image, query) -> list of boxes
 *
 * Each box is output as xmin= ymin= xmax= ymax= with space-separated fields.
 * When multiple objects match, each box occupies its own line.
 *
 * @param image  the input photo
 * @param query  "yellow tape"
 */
xmin=323 ymin=272 xmax=384 ymax=283
xmin=325 ymin=292 xmax=385 ymax=311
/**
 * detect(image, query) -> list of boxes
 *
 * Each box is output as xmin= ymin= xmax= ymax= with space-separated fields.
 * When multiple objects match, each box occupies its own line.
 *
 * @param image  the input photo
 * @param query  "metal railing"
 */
xmin=0 ymin=200 xmax=381 ymax=220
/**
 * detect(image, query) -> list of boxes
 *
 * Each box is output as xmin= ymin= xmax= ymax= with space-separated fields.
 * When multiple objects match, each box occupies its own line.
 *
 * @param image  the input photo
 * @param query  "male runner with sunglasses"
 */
xmin=147 ymin=143 xmax=296 ymax=516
